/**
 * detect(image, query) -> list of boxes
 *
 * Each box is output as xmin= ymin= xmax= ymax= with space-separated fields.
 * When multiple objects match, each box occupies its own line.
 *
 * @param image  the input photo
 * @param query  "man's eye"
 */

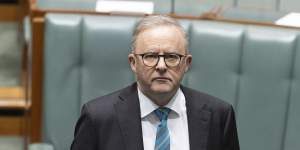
xmin=165 ymin=54 xmax=179 ymax=60
xmin=144 ymin=54 xmax=157 ymax=59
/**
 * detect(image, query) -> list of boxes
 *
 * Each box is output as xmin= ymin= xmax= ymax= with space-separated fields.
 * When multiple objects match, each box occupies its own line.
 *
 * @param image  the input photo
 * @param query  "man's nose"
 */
xmin=155 ymin=56 xmax=167 ymax=71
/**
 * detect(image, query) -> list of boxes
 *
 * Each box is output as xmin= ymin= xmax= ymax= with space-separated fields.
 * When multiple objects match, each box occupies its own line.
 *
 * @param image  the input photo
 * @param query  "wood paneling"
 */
xmin=0 ymin=87 xmax=27 ymax=135
xmin=29 ymin=16 xmax=44 ymax=142
xmin=0 ymin=4 xmax=18 ymax=21
xmin=0 ymin=116 xmax=25 ymax=135
xmin=0 ymin=99 xmax=26 ymax=110
xmin=0 ymin=87 xmax=25 ymax=99
xmin=0 ymin=87 xmax=26 ymax=110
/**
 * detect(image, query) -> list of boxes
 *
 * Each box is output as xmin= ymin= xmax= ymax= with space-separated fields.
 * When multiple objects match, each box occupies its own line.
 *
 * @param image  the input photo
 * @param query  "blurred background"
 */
xmin=0 ymin=0 xmax=300 ymax=150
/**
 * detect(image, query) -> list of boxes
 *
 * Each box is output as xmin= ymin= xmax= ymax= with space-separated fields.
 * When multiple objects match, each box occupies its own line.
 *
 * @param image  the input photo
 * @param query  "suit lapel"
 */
xmin=114 ymin=84 xmax=144 ymax=150
xmin=113 ymin=84 xmax=211 ymax=150
xmin=182 ymin=86 xmax=212 ymax=150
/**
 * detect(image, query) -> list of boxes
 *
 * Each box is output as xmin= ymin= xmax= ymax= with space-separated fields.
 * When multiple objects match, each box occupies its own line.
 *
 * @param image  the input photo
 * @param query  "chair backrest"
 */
xmin=42 ymin=14 xmax=136 ymax=150
xmin=42 ymin=14 xmax=300 ymax=150
xmin=283 ymin=35 xmax=300 ymax=150
xmin=186 ymin=20 xmax=300 ymax=150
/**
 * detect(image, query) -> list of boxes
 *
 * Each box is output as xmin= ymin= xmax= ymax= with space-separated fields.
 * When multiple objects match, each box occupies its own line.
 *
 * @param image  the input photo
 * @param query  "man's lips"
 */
xmin=152 ymin=77 xmax=171 ymax=82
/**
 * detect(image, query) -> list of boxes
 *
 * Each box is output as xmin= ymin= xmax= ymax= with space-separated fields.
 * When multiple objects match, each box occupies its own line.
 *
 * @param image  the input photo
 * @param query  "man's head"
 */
xmin=128 ymin=15 xmax=192 ymax=105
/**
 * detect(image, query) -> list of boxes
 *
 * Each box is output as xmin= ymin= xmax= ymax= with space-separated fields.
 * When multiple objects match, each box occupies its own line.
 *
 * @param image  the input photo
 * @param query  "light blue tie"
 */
xmin=154 ymin=107 xmax=171 ymax=150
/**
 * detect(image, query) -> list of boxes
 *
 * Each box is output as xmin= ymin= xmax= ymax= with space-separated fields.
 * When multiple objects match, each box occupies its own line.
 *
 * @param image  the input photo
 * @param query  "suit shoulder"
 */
xmin=82 ymin=87 xmax=126 ymax=117
xmin=182 ymin=86 xmax=233 ymax=111
xmin=87 ymin=89 xmax=122 ymax=106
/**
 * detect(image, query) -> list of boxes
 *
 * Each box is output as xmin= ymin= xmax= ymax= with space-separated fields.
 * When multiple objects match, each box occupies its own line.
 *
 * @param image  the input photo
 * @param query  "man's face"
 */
xmin=129 ymin=25 xmax=192 ymax=96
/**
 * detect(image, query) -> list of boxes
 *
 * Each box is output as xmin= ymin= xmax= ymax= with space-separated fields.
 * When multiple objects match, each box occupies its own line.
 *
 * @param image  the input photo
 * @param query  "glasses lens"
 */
xmin=165 ymin=54 xmax=180 ymax=67
xmin=143 ymin=53 xmax=158 ymax=66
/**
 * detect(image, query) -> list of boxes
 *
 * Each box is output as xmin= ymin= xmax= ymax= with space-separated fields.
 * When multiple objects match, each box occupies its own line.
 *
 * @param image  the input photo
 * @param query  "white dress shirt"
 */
xmin=138 ymin=87 xmax=190 ymax=150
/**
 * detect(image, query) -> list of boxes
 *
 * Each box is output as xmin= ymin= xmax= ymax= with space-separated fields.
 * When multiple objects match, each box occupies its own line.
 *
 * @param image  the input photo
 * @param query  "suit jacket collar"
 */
xmin=114 ymin=83 xmax=211 ymax=150
xmin=182 ymin=86 xmax=212 ymax=150
xmin=114 ymin=83 xmax=144 ymax=150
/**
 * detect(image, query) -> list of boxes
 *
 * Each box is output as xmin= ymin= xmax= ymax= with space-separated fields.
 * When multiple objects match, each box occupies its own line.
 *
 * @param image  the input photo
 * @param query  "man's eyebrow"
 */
xmin=143 ymin=51 xmax=158 ymax=54
xmin=143 ymin=49 xmax=182 ymax=54
xmin=164 ymin=52 xmax=179 ymax=54
xmin=146 ymin=49 xmax=158 ymax=53
xmin=144 ymin=52 xmax=180 ymax=55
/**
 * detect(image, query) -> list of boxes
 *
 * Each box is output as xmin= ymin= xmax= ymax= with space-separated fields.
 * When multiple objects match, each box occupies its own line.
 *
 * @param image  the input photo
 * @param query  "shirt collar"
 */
xmin=137 ymin=87 xmax=186 ymax=119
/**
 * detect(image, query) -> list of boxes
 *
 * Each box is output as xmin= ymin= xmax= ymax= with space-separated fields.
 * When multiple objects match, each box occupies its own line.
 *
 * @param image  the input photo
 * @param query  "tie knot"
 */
xmin=154 ymin=107 xmax=171 ymax=121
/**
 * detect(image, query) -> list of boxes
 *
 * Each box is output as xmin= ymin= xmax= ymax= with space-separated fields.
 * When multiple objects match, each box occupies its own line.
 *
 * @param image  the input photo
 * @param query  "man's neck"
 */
xmin=138 ymin=86 xmax=178 ymax=107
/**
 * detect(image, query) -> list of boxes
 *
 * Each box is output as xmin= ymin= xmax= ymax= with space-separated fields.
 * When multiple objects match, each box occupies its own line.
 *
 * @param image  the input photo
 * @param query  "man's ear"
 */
xmin=184 ymin=55 xmax=192 ymax=72
xmin=128 ymin=53 xmax=137 ymax=73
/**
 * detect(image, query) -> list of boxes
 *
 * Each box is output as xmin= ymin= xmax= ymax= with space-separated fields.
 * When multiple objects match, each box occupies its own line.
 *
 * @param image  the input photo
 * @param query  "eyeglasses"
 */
xmin=134 ymin=52 xmax=186 ymax=67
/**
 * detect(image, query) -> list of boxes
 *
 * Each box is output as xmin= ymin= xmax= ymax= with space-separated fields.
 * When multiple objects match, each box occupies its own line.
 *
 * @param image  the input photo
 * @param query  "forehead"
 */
xmin=135 ymin=25 xmax=185 ymax=54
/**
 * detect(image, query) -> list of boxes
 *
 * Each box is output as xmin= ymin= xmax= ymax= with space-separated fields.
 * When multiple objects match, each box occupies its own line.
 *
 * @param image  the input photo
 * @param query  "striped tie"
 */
xmin=154 ymin=107 xmax=171 ymax=150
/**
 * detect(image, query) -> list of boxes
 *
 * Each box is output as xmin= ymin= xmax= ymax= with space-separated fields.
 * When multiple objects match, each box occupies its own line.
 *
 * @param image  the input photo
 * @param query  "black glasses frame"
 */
xmin=134 ymin=52 xmax=187 ymax=67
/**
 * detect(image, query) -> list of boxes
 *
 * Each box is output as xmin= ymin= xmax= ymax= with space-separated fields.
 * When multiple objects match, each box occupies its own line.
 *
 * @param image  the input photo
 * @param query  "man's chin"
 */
xmin=150 ymin=84 xmax=174 ymax=94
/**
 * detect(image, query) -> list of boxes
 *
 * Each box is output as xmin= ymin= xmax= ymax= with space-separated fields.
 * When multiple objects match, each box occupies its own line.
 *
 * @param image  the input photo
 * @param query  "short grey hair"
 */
xmin=131 ymin=15 xmax=188 ymax=52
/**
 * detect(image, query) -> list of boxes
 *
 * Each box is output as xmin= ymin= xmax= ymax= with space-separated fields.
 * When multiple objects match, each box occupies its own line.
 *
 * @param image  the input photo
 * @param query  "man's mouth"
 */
xmin=152 ymin=77 xmax=171 ymax=82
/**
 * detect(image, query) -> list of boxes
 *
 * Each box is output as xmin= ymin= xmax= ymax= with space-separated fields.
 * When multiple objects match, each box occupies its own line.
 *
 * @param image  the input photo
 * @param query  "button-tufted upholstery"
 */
xmin=42 ymin=14 xmax=300 ymax=150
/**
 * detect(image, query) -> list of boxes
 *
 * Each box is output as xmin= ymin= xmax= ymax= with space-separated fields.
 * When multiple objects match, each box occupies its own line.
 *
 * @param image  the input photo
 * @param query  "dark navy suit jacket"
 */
xmin=71 ymin=83 xmax=239 ymax=150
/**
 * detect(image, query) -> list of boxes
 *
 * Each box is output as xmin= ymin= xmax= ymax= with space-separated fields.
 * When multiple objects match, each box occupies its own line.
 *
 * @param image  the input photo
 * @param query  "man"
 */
xmin=71 ymin=15 xmax=239 ymax=150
